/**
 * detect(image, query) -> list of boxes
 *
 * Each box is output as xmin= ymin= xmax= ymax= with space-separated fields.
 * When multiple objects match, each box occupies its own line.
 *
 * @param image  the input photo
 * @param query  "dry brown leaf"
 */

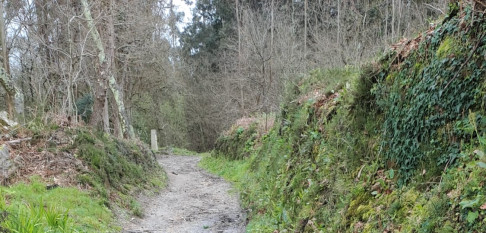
xmin=480 ymin=203 xmax=486 ymax=210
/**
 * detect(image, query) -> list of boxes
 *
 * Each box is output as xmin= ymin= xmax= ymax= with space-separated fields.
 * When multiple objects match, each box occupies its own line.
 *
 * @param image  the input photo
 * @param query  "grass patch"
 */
xmin=0 ymin=177 xmax=114 ymax=232
xmin=199 ymin=155 xmax=249 ymax=184
xmin=170 ymin=147 xmax=199 ymax=156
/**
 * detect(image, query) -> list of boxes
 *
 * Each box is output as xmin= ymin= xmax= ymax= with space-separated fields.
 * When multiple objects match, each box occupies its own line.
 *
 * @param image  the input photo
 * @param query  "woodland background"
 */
xmin=0 ymin=0 xmax=447 ymax=151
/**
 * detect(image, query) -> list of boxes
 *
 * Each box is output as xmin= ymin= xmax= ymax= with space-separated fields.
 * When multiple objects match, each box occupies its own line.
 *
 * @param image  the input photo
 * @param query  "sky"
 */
xmin=173 ymin=0 xmax=193 ymax=28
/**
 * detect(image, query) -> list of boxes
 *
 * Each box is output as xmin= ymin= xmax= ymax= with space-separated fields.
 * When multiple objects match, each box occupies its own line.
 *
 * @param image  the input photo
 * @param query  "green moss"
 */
xmin=357 ymin=204 xmax=375 ymax=220
xmin=347 ymin=193 xmax=371 ymax=219
xmin=436 ymin=36 xmax=459 ymax=58
xmin=385 ymin=71 xmax=397 ymax=84
xmin=413 ymin=62 xmax=424 ymax=76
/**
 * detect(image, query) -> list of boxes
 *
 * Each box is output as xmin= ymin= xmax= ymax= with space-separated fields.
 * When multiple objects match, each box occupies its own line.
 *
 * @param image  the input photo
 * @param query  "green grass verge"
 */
xmin=0 ymin=177 xmax=114 ymax=232
xmin=199 ymin=155 xmax=249 ymax=184
xmin=170 ymin=147 xmax=199 ymax=156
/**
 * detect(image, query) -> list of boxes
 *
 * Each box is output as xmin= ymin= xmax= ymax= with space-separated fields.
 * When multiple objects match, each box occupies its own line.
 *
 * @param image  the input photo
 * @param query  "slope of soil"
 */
xmin=0 ymin=117 xmax=165 ymax=232
xmin=122 ymin=154 xmax=245 ymax=233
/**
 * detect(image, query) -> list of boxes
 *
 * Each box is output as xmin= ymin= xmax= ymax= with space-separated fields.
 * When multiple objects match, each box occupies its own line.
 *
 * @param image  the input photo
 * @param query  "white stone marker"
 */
xmin=151 ymin=129 xmax=158 ymax=152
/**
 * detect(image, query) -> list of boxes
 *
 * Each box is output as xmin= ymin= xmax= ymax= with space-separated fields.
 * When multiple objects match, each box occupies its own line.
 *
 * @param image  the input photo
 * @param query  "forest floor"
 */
xmin=121 ymin=154 xmax=246 ymax=233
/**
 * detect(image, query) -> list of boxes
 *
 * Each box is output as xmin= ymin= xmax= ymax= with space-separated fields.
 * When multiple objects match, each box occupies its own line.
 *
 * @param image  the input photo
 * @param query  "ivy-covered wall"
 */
xmin=372 ymin=4 xmax=486 ymax=184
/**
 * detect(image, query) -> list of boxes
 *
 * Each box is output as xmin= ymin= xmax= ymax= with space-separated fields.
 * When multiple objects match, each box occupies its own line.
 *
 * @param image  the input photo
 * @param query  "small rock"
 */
xmin=0 ymin=111 xmax=18 ymax=127
xmin=46 ymin=184 xmax=59 ymax=190
xmin=0 ymin=145 xmax=16 ymax=182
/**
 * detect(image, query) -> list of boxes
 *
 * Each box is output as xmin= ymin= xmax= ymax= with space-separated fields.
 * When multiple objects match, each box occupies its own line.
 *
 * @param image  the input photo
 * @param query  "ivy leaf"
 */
xmin=282 ymin=208 xmax=289 ymax=223
xmin=477 ymin=162 xmax=486 ymax=169
xmin=479 ymin=136 xmax=486 ymax=147
xmin=466 ymin=211 xmax=479 ymax=224
xmin=388 ymin=169 xmax=395 ymax=179
xmin=474 ymin=150 xmax=485 ymax=158
xmin=460 ymin=197 xmax=480 ymax=209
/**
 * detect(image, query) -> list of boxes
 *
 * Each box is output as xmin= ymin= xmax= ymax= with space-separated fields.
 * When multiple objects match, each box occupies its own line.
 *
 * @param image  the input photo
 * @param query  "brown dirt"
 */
xmin=122 ymin=155 xmax=245 ymax=233
xmin=1 ymin=126 xmax=89 ymax=187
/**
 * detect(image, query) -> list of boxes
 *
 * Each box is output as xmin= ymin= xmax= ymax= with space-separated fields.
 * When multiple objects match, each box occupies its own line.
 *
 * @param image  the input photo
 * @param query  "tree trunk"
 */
xmin=103 ymin=93 xmax=110 ymax=133
xmin=0 ymin=0 xmax=23 ymax=119
xmin=270 ymin=0 xmax=274 ymax=86
xmin=304 ymin=0 xmax=307 ymax=64
xmin=235 ymin=0 xmax=245 ymax=115
xmin=110 ymin=92 xmax=123 ymax=138
xmin=34 ymin=0 xmax=51 ymax=71
xmin=81 ymin=0 xmax=135 ymax=139
xmin=392 ymin=0 xmax=396 ymax=40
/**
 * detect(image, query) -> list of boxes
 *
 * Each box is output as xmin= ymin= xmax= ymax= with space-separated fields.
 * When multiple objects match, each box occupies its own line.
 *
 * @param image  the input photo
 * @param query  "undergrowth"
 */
xmin=73 ymin=128 xmax=166 ymax=215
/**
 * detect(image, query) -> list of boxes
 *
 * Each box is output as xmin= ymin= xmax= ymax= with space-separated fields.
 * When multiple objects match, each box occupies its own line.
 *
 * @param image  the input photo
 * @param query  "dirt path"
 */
xmin=122 ymin=155 xmax=245 ymax=233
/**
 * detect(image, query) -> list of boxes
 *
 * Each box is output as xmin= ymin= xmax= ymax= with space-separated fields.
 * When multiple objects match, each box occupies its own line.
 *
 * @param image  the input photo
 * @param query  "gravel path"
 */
xmin=122 ymin=155 xmax=245 ymax=233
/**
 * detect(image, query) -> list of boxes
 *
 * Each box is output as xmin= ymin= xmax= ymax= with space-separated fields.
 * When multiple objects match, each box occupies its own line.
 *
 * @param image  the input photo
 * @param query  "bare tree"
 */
xmin=81 ymin=0 xmax=134 ymax=139
xmin=0 ymin=0 xmax=23 ymax=119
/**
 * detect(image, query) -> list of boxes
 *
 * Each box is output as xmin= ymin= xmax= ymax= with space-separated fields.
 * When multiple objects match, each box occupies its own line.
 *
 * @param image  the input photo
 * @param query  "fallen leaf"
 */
xmin=447 ymin=190 xmax=459 ymax=199
xmin=480 ymin=203 xmax=486 ymax=210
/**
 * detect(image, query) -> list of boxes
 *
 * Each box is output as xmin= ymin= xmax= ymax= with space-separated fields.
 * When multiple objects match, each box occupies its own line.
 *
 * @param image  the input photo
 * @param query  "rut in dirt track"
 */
xmin=123 ymin=155 xmax=245 ymax=233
